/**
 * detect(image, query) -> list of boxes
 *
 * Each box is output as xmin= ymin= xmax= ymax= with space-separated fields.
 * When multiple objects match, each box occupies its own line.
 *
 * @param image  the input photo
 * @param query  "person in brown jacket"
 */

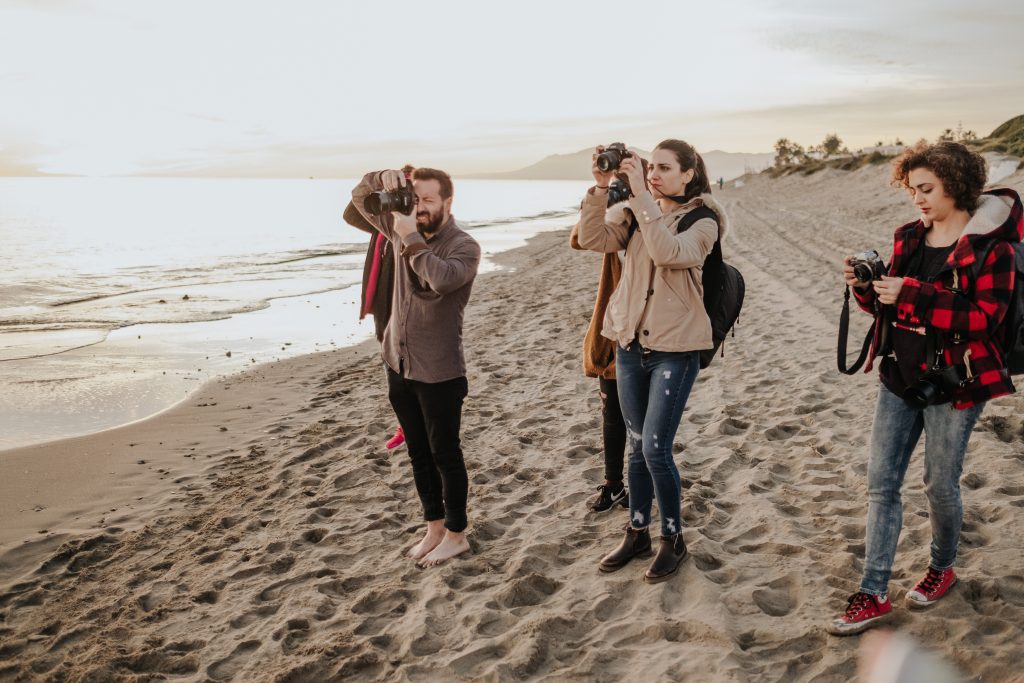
xmin=570 ymin=221 xmax=628 ymax=512
xmin=569 ymin=156 xmax=651 ymax=514
xmin=577 ymin=139 xmax=727 ymax=584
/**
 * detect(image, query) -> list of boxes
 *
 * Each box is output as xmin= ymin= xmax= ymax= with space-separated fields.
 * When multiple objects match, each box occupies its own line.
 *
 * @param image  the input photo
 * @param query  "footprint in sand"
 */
xmin=718 ymin=418 xmax=751 ymax=436
xmin=765 ymin=423 xmax=801 ymax=441
xmin=206 ymin=640 xmax=261 ymax=681
xmin=751 ymin=575 xmax=800 ymax=617
xmin=493 ymin=574 xmax=561 ymax=609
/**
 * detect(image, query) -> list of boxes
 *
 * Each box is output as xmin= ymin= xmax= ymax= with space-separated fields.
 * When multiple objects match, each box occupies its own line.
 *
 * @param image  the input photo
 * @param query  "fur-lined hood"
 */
xmin=605 ymin=192 xmax=729 ymax=240
xmin=900 ymin=187 xmax=1023 ymax=269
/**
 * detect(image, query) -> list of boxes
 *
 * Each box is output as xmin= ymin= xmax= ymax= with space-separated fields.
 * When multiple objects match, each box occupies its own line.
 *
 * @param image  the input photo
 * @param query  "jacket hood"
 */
xmin=604 ymin=193 xmax=730 ymax=240
xmin=699 ymin=193 xmax=730 ymax=241
xmin=604 ymin=200 xmax=632 ymax=228
xmin=962 ymin=188 xmax=1023 ymax=243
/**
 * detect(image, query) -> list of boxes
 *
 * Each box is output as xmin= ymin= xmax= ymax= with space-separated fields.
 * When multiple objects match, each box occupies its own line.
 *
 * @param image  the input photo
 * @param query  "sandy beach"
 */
xmin=2 ymin=164 xmax=1023 ymax=681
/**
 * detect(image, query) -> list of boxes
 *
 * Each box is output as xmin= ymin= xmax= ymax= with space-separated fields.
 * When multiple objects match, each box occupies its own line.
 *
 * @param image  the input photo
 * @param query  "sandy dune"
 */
xmin=1 ymin=164 xmax=1023 ymax=681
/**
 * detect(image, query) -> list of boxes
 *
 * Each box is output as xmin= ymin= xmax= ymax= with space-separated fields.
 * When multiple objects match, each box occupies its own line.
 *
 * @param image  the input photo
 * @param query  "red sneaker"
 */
xmin=385 ymin=426 xmax=405 ymax=449
xmin=826 ymin=591 xmax=892 ymax=636
xmin=905 ymin=567 xmax=957 ymax=609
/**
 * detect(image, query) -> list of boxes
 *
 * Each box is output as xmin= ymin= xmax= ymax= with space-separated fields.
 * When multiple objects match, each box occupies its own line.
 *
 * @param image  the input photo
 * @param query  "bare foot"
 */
xmin=418 ymin=531 xmax=470 ymax=568
xmin=407 ymin=521 xmax=445 ymax=560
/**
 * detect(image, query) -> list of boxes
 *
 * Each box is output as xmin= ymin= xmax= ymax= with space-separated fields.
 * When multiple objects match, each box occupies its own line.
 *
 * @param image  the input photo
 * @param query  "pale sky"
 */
xmin=1 ymin=0 xmax=1022 ymax=176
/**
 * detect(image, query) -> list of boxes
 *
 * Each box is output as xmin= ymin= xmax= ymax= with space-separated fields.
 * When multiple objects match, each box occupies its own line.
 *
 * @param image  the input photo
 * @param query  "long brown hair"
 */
xmin=654 ymin=139 xmax=711 ymax=203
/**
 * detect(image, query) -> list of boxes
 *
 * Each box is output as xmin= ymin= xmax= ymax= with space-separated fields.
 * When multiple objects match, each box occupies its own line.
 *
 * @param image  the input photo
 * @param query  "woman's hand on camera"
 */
xmin=619 ymin=155 xmax=646 ymax=197
xmin=843 ymin=256 xmax=870 ymax=289
xmin=380 ymin=169 xmax=407 ymax=192
xmin=591 ymin=146 xmax=615 ymax=188
xmin=873 ymin=276 xmax=905 ymax=304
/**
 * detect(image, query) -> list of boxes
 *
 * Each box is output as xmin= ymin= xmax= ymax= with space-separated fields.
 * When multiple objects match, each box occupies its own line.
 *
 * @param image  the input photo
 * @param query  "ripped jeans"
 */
xmin=615 ymin=344 xmax=700 ymax=537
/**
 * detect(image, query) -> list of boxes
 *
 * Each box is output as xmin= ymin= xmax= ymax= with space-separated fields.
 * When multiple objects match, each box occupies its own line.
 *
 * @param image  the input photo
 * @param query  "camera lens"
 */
xmin=853 ymin=263 xmax=873 ymax=282
xmin=903 ymin=377 xmax=940 ymax=409
xmin=364 ymin=191 xmax=389 ymax=215
xmin=596 ymin=150 xmax=622 ymax=173
xmin=364 ymin=189 xmax=415 ymax=216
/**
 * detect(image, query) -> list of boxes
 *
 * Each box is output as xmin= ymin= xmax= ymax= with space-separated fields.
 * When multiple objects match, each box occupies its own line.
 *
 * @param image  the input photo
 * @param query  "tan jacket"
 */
xmin=576 ymin=188 xmax=727 ymax=352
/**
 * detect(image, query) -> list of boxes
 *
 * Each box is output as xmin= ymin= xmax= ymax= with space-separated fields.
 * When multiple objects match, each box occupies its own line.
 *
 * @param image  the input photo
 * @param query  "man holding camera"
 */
xmin=350 ymin=167 xmax=480 ymax=567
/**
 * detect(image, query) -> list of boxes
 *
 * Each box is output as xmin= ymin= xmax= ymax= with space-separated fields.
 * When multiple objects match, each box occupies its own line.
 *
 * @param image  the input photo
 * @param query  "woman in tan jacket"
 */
xmin=577 ymin=139 xmax=726 ymax=583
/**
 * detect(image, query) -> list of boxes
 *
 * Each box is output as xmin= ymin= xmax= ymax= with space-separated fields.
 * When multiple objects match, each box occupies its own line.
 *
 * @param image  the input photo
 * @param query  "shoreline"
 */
xmin=1 ymin=167 xmax=1023 ymax=680
xmin=0 ymin=208 xmax=581 ymax=452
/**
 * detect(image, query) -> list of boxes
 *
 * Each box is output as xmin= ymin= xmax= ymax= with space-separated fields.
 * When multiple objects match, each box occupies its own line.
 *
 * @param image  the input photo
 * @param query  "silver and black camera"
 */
xmin=849 ymin=250 xmax=887 ymax=283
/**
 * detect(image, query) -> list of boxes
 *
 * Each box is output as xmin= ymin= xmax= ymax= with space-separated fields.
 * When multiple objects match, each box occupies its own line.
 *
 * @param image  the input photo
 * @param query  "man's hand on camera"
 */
xmin=873 ymin=275 xmax=905 ymax=304
xmin=590 ymin=146 xmax=615 ymax=189
xmin=619 ymin=155 xmax=646 ymax=197
xmin=392 ymin=211 xmax=417 ymax=239
xmin=380 ymin=170 xmax=407 ymax=192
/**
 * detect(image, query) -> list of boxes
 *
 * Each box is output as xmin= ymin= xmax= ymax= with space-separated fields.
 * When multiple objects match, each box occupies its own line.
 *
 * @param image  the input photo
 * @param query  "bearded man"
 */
xmin=350 ymin=167 xmax=480 ymax=567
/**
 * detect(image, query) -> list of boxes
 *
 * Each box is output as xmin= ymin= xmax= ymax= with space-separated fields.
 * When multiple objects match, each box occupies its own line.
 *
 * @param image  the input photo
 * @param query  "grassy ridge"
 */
xmin=766 ymin=114 xmax=1024 ymax=178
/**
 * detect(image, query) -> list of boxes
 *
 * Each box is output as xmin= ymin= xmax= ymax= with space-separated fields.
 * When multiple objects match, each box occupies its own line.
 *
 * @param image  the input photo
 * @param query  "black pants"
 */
xmin=386 ymin=367 xmax=469 ymax=532
xmin=599 ymin=377 xmax=626 ymax=482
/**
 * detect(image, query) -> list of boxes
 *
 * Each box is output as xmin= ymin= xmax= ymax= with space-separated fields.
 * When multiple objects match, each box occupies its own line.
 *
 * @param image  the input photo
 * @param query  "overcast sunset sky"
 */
xmin=1 ymin=0 xmax=1022 ymax=176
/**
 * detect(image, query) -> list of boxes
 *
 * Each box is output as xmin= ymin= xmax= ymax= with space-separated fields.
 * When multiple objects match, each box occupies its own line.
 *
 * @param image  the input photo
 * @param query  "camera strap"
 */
xmin=837 ymin=285 xmax=876 ymax=375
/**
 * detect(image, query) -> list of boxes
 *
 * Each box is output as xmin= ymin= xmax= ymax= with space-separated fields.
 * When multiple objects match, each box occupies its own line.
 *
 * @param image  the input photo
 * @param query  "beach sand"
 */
xmin=2 ymin=164 xmax=1023 ymax=681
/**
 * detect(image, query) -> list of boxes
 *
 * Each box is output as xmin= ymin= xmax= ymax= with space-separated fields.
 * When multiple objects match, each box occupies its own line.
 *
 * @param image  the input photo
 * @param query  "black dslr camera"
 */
xmin=606 ymin=180 xmax=632 ymax=205
xmin=364 ymin=185 xmax=416 ymax=216
xmin=903 ymin=364 xmax=968 ymax=409
xmin=849 ymin=250 xmax=887 ymax=283
xmin=596 ymin=143 xmax=632 ymax=173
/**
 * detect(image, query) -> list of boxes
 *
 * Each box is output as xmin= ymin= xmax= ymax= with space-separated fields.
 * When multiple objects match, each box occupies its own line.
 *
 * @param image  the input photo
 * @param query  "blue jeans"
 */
xmin=615 ymin=344 xmax=700 ymax=537
xmin=860 ymin=385 xmax=983 ymax=596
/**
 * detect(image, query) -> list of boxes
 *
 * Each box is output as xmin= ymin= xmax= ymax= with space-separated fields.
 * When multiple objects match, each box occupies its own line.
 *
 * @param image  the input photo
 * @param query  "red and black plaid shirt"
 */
xmin=854 ymin=188 xmax=1023 ymax=409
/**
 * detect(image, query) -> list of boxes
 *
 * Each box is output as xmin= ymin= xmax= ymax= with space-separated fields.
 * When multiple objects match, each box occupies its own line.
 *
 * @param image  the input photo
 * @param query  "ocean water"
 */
xmin=0 ymin=177 xmax=590 ymax=449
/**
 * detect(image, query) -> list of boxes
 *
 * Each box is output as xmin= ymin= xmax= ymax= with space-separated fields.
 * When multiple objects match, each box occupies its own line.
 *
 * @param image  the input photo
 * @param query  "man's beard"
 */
xmin=416 ymin=210 xmax=445 ymax=235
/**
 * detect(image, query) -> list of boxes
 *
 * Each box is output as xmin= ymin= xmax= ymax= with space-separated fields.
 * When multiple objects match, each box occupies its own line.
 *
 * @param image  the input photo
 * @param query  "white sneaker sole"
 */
xmin=825 ymin=612 xmax=892 ymax=636
xmin=905 ymin=577 xmax=957 ymax=609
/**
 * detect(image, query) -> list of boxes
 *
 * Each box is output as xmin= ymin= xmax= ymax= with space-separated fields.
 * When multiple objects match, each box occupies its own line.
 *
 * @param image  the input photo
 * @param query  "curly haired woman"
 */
xmin=829 ymin=141 xmax=1023 ymax=635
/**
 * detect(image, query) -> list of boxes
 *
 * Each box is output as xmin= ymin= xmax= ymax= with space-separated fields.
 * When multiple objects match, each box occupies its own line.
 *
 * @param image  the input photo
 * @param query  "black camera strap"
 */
xmin=838 ymin=285 xmax=876 ymax=375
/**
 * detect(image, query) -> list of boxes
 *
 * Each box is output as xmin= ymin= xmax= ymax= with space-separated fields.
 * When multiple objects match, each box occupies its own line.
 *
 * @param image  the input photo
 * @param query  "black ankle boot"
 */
xmin=644 ymin=533 xmax=687 ymax=583
xmin=598 ymin=526 xmax=652 ymax=572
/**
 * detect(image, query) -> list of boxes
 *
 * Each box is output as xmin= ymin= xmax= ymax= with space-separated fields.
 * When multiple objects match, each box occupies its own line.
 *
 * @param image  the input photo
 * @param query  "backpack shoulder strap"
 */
xmin=675 ymin=205 xmax=718 ymax=236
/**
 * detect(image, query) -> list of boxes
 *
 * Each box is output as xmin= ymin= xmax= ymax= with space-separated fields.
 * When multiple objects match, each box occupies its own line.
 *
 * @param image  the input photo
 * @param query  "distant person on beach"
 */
xmin=577 ymin=140 xmax=727 ymax=583
xmin=343 ymin=164 xmax=416 ymax=451
xmin=351 ymin=166 xmax=481 ymax=567
xmin=829 ymin=141 xmax=1022 ymax=635
xmin=718 ymin=176 xmax=723 ymax=190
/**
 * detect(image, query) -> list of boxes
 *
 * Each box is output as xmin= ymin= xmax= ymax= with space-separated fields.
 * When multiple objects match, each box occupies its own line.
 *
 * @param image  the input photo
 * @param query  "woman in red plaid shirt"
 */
xmin=828 ymin=141 xmax=1023 ymax=636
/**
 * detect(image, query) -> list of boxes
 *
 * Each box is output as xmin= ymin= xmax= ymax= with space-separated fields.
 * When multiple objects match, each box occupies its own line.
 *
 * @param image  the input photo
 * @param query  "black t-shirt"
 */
xmin=881 ymin=242 xmax=956 ymax=397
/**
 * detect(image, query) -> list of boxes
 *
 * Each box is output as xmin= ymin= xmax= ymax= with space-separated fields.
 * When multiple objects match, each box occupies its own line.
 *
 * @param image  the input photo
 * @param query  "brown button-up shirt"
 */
xmin=350 ymin=172 xmax=481 ymax=383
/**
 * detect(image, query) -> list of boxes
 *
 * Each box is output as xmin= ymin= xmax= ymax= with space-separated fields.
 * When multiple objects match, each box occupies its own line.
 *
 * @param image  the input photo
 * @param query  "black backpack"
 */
xmin=972 ymin=238 xmax=1024 ymax=375
xmin=675 ymin=206 xmax=745 ymax=369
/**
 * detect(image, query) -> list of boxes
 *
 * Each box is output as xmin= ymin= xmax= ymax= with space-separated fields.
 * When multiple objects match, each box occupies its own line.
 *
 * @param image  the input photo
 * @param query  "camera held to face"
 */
xmin=596 ymin=143 xmax=632 ymax=173
xmin=364 ymin=186 xmax=417 ymax=216
xmin=849 ymin=250 xmax=887 ymax=283
xmin=607 ymin=180 xmax=632 ymax=206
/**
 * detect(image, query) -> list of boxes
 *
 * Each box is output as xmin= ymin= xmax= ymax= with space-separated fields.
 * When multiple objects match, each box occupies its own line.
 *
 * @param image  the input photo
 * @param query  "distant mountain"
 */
xmin=467 ymin=148 xmax=774 ymax=182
